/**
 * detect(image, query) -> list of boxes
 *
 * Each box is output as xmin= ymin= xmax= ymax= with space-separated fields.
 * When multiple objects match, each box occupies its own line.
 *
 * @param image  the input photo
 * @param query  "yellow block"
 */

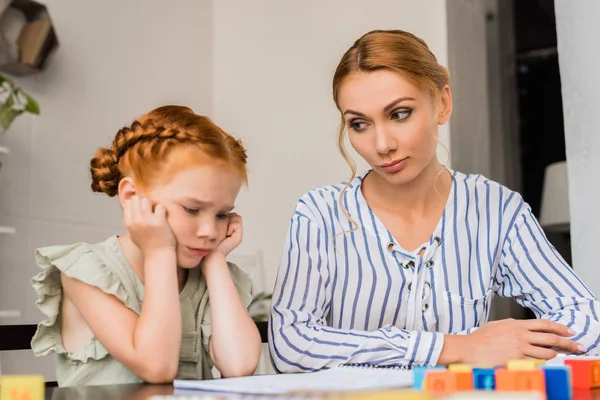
xmin=0 ymin=375 xmax=45 ymax=400
xmin=326 ymin=389 xmax=434 ymax=400
xmin=507 ymin=359 xmax=546 ymax=370
xmin=448 ymin=363 xmax=473 ymax=372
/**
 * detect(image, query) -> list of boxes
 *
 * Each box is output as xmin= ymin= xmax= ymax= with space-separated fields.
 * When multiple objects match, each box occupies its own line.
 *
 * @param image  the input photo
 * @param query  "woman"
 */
xmin=269 ymin=30 xmax=599 ymax=373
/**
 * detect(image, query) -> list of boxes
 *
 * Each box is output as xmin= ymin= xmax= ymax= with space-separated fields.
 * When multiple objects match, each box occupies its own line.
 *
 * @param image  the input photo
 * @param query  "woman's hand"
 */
xmin=440 ymin=318 xmax=584 ymax=365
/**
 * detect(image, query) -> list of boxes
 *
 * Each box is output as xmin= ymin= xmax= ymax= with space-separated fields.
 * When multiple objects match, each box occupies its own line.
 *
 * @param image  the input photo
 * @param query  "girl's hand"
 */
xmin=124 ymin=195 xmax=176 ymax=259
xmin=213 ymin=213 xmax=243 ymax=257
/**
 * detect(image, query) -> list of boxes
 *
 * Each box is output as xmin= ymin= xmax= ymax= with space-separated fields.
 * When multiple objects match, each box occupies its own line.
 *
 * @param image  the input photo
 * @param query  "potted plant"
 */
xmin=0 ymin=73 xmax=39 ymax=133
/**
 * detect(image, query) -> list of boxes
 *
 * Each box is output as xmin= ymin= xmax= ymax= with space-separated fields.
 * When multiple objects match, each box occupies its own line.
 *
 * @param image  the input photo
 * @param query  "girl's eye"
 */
xmin=216 ymin=213 xmax=229 ymax=220
xmin=183 ymin=206 xmax=199 ymax=215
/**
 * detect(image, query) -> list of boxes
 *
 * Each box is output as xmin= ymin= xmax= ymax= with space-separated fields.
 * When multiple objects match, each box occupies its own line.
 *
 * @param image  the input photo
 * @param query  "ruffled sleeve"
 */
xmin=30 ymin=241 xmax=139 ymax=363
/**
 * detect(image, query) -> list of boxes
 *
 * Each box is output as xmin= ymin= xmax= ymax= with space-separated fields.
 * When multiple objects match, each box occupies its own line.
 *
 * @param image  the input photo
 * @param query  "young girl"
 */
xmin=31 ymin=105 xmax=261 ymax=386
xmin=269 ymin=30 xmax=600 ymax=372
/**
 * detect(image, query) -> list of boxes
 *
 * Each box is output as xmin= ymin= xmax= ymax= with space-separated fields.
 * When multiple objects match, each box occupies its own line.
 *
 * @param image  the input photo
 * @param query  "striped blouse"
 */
xmin=268 ymin=170 xmax=600 ymax=373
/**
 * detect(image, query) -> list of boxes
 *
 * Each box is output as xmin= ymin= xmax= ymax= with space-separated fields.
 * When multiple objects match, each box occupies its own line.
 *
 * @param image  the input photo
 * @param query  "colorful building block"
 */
xmin=495 ymin=368 xmax=516 ymax=390
xmin=0 ymin=375 xmax=45 ymax=400
xmin=514 ymin=370 xmax=546 ymax=393
xmin=495 ymin=368 xmax=546 ymax=399
xmin=454 ymin=371 xmax=474 ymax=391
xmin=438 ymin=394 xmax=543 ymax=400
xmin=564 ymin=358 xmax=600 ymax=389
xmin=507 ymin=359 xmax=546 ymax=370
xmin=412 ymin=366 xmax=445 ymax=390
xmin=472 ymin=368 xmax=496 ymax=390
xmin=541 ymin=365 xmax=572 ymax=400
xmin=327 ymin=389 xmax=435 ymax=400
xmin=424 ymin=370 xmax=457 ymax=394
xmin=448 ymin=364 xmax=473 ymax=372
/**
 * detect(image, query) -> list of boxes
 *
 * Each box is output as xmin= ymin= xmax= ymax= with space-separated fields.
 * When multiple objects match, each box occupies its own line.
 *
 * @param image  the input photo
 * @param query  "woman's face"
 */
xmin=337 ymin=69 xmax=451 ymax=185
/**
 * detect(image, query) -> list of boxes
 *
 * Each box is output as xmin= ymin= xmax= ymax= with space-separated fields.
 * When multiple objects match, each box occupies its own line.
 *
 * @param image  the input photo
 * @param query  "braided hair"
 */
xmin=90 ymin=105 xmax=247 ymax=197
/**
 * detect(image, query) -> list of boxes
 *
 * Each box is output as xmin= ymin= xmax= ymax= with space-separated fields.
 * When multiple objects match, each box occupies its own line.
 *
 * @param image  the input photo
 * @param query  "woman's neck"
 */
xmin=118 ymin=234 xmax=188 ymax=293
xmin=362 ymin=158 xmax=452 ymax=218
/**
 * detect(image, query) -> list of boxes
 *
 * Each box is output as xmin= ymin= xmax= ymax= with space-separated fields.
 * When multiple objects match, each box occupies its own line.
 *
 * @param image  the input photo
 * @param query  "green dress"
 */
xmin=30 ymin=235 xmax=253 ymax=387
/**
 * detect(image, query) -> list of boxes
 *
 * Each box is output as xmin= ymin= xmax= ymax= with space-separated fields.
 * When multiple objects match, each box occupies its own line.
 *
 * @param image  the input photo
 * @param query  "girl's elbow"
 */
xmin=139 ymin=360 xmax=179 ymax=384
xmin=218 ymin=339 xmax=261 ymax=378
xmin=219 ymin=356 xmax=260 ymax=378
xmin=222 ymin=364 xmax=258 ymax=378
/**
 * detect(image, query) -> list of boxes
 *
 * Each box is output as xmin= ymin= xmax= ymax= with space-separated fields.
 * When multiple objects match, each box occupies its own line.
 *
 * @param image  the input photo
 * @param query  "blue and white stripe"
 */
xmin=269 ymin=170 xmax=600 ymax=373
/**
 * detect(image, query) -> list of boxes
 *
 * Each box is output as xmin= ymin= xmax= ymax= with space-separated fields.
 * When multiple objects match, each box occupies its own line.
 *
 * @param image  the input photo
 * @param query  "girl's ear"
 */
xmin=117 ymin=177 xmax=137 ymax=209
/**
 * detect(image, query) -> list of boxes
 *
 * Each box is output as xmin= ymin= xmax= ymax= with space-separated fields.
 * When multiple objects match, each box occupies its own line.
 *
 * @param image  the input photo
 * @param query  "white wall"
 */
xmin=0 ymin=0 xmax=450 ymax=379
xmin=555 ymin=0 xmax=600 ymax=293
xmin=214 ymin=0 xmax=450 ymax=291
xmin=447 ymin=0 xmax=491 ymax=177
xmin=0 ymin=0 xmax=213 ymax=379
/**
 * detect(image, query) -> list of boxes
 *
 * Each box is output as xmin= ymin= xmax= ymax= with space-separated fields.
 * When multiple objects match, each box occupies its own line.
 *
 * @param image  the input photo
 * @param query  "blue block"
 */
xmin=412 ymin=366 xmax=446 ymax=390
xmin=473 ymin=368 xmax=496 ymax=390
xmin=541 ymin=365 xmax=572 ymax=400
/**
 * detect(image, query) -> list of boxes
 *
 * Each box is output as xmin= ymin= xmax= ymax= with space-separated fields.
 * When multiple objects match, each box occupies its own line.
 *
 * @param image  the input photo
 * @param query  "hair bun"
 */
xmin=90 ymin=147 xmax=121 ymax=197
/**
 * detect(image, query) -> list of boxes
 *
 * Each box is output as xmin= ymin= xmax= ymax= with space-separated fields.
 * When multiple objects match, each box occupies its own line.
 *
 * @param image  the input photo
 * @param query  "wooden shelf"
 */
xmin=0 ymin=226 xmax=16 ymax=234
xmin=0 ymin=146 xmax=8 ymax=155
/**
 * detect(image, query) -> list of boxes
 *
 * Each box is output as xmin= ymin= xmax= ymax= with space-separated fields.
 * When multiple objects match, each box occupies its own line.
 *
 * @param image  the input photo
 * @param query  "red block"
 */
xmin=565 ymin=359 xmax=600 ymax=389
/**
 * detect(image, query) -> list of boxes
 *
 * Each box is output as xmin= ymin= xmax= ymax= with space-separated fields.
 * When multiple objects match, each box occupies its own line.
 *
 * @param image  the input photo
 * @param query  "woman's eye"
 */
xmin=348 ymin=120 xmax=368 ymax=132
xmin=391 ymin=109 xmax=412 ymax=121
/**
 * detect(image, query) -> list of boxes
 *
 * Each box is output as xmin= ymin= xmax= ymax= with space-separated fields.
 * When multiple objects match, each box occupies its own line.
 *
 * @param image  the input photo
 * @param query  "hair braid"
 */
xmin=90 ymin=105 xmax=247 ymax=197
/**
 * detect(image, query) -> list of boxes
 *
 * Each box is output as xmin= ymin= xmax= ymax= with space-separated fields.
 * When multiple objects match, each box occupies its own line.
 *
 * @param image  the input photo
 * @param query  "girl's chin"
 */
xmin=177 ymin=253 xmax=204 ymax=269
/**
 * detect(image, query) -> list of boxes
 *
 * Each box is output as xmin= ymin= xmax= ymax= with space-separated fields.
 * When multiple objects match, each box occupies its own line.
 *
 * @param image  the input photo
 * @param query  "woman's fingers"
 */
xmin=527 ymin=332 xmax=582 ymax=353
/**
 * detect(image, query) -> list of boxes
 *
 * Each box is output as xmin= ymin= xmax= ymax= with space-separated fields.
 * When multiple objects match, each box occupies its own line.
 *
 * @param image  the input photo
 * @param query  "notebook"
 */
xmin=173 ymin=364 xmax=413 ymax=395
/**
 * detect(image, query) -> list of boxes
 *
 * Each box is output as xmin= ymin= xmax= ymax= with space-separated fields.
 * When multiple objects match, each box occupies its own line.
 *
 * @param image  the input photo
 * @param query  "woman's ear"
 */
xmin=437 ymin=85 xmax=453 ymax=125
xmin=117 ymin=177 xmax=137 ymax=209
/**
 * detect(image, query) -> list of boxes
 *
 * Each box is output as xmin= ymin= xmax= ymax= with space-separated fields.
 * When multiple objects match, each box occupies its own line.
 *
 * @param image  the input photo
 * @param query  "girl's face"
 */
xmin=337 ymin=69 xmax=451 ymax=185
xmin=145 ymin=162 xmax=243 ymax=268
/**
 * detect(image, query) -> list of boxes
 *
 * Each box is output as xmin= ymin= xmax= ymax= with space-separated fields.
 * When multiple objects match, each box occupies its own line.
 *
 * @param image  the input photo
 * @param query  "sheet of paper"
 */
xmin=174 ymin=367 xmax=413 ymax=395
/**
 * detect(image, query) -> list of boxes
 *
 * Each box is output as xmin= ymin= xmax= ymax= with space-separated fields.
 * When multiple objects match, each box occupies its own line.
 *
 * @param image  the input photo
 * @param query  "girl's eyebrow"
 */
xmin=181 ymin=197 xmax=234 ymax=212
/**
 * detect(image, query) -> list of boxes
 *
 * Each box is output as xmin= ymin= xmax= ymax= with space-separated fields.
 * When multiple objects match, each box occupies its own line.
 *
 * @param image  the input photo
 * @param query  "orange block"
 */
xmin=565 ymin=359 xmax=600 ymax=389
xmin=515 ymin=370 xmax=546 ymax=393
xmin=424 ymin=370 xmax=457 ymax=394
xmin=454 ymin=371 xmax=474 ymax=391
xmin=496 ymin=368 xmax=517 ymax=391
xmin=495 ymin=368 xmax=546 ymax=399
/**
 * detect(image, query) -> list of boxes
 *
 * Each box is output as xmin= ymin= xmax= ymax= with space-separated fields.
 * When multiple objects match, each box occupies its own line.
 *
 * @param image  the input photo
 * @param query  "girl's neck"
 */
xmin=117 ymin=234 xmax=189 ymax=293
